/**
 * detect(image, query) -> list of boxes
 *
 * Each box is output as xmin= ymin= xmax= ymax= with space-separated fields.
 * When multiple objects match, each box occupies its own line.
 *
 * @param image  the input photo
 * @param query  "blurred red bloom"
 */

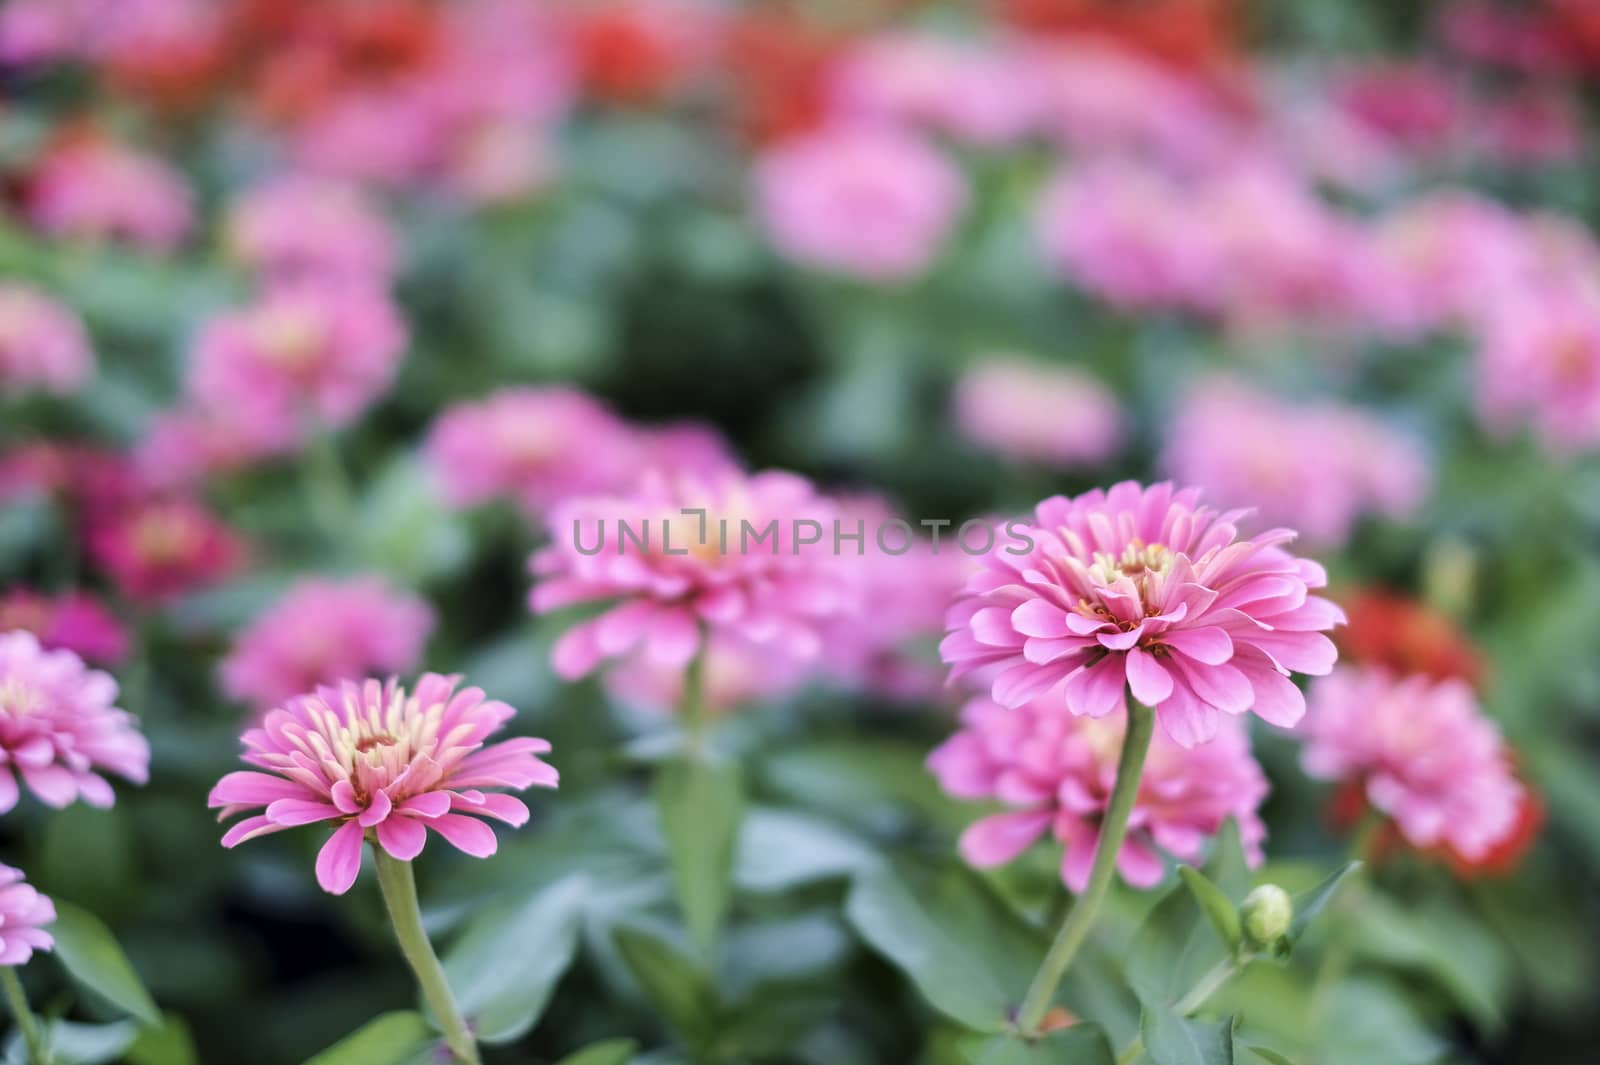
xmin=995 ymin=0 xmax=1240 ymax=73
xmin=1335 ymin=589 xmax=1485 ymax=689
xmin=723 ymin=12 xmax=840 ymax=143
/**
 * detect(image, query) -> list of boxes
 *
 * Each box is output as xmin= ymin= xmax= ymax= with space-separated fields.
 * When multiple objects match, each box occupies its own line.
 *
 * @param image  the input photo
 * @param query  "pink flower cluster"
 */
xmin=1163 ymin=378 xmax=1430 ymax=547
xmin=0 ymin=284 xmax=94 ymax=397
xmin=225 ymin=175 xmax=398 ymax=284
xmin=26 ymin=133 xmax=193 ymax=252
xmin=0 ymin=864 xmax=54 ymax=965
xmin=1301 ymin=667 xmax=1522 ymax=861
xmin=929 ymin=696 xmax=1268 ymax=891
xmin=209 ymin=674 xmax=557 ymax=894
xmin=0 ymin=589 xmax=128 ymax=666
xmin=87 ymin=496 xmax=245 ymax=604
xmin=953 ymin=358 xmax=1123 ymax=467
xmin=942 ymin=482 xmax=1343 ymax=748
xmin=0 ymin=631 xmax=148 ymax=812
xmin=220 ymin=577 xmax=435 ymax=713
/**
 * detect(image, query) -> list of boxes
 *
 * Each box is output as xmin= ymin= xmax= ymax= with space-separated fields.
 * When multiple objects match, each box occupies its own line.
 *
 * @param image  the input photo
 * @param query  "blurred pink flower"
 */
xmin=27 ymin=134 xmax=192 ymax=252
xmin=530 ymin=469 xmax=851 ymax=681
xmin=444 ymin=119 xmax=558 ymax=206
xmin=133 ymin=408 xmax=279 ymax=489
xmin=942 ymin=481 xmax=1343 ymax=748
xmin=929 ymin=696 xmax=1267 ymax=891
xmin=1163 ymin=378 xmax=1429 ymax=547
xmin=221 ymin=577 xmax=435 ymax=713
xmin=1331 ymin=61 xmax=1462 ymax=154
xmin=1474 ymin=285 xmax=1600 ymax=453
xmin=0 ymin=284 xmax=93 ymax=396
xmin=754 ymin=124 xmax=968 ymax=282
xmin=88 ymin=497 xmax=245 ymax=604
xmin=0 ymin=589 xmax=128 ymax=666
xmin=1302 ymin=667 xmax=1521 ymax=861
xmin=605 ymin=633 xmax=809 ymax=716
xmin=425 ymin=387 xmax=640 ymax=515
xmin=0 ymin=865 xmax=55 ymax=966
xmin=188 ymin=284 xmax=408 ymax=447
xmin=225 ymin=175 xmax=397 ymax=282
xmin=1473 ymin=89 xmax=1583 ymax=165
xmin=0 ymin=442 xmax=141 ymax=516
xmin=0 ymin=0 xmax=78 ymax=64
xmin=953 ymin=358 xmax=1122 ymax=466
xmin=208 ymin=674 xmax=557 ymax=894
xmin=0 ymin=631 xmax=148 ymax=811
xmin=290 ymin=84 xmax=449 ymax=189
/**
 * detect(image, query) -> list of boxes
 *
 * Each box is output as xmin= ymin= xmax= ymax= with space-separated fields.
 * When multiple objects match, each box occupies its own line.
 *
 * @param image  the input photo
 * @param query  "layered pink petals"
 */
xmin=941 ymin=481 xmax=1344 ymax=747
xmin=0 ymin=864 xmax=55 ymax=966
xmin=930 ymin=695 xmax=1269 ymax=892
xmin=208 ymin=674 xmax=557 ymax=895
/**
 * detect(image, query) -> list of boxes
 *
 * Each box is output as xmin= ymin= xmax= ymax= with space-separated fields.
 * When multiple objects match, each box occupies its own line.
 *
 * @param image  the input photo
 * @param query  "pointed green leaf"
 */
xmin=1179 ymin=867 xmax=1241 ymax=956
xmin=657 ymin=759 xmax=744 ymax=954
xmin=612 ymin=924 xmax=719 ymax=1043
xmin=1127 ymin=884 xmax=1228 ymax=1009
xmin=1141 ymin=1007 xmax=1235 ymax=1065
xmin=552 ymin=1038 xmax=638 ymax=1065
xmin=50 ymin=902 xmax=159 ymax=1024
xmin=1203 ymin=821 xmax=1250 ymax=899
xmin=1287 ymin=863 xmax=1361 ymax=945
xmin=302 ymin=1011 xmax=432 ymax=1065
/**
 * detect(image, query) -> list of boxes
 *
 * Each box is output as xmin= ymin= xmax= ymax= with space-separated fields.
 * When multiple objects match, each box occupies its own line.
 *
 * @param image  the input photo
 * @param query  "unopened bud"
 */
xmin=1240 ymin=884 xmax=1293 ymax=951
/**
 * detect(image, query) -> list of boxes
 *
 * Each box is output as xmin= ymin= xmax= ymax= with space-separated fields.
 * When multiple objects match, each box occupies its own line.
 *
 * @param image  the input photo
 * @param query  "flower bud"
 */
xmin=1240 ymin=884 xmax=1293 ymax=951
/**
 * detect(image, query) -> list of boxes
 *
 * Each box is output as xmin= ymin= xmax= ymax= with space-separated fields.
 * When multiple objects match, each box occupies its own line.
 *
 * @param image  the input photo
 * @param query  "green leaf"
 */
xmin=960 ymin=1024 xmax=1117 ymax=1065
xmin=612 ymin=924 xmax=719 ymax=1043
xmin=1127 ymin=885 xmax=1228 ymax=1009
xmin=126 ymin=1013 xmax=199 ymax=1065
xmin=49 ymin=902 xmax=160 ymax=1024
xmin=5 ymin=1020 xmax=138 ymax=1065
xmin=733 ymin=808 xmax=880 ymax=892
xmin=1244 ymin=1047 xmax=1296 ymax=1065
xmin=1178 ymin=867 xmax=1241 ymax=956
xmin=1287 ymin=863 xmax=1361 ymax=946
xmin=552 ymin=1038 xmax=639 ymax=1065
xmin=1204 ymin=821 xmax=1251 ymax=899
xmin=302 ymin=1011 xmax=433 ymax=1065
xmin=844 ymin=863 xmax=1044 ymax=1032
xmin=441 ymin=875 xmax=586 ymax=1043
xmin=656 ymin=758 xmax=744 ymax=954
xmin=1141 ymin=1007 xmax=1235 ymax=1065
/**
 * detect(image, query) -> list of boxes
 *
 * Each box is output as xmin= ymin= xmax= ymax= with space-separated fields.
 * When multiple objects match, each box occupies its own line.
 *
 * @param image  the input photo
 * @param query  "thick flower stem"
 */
xmin=373 ymin=850 xmax=480 ymax=1065
xmin=1015 ymin=701 xmax=1157 ymax=1037
xmin=680 ymin=651 xmax=709 ymax=761
xmin=0 ymin=967 xmax=45 ymax=1065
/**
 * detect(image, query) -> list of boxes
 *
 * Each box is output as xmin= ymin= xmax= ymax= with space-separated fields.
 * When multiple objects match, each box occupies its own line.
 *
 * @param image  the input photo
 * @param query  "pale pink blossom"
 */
xmin=0 ymin=589 xmax=128 ymax=666
xmin=208 ymin=674 xmax=557 ymax=894
xmin=221 ymin=577 xmax=435 ymax=713
xmin=1473 ymin=285 xmax=1600 ymax=453
xmin=188 ymin=284 xmax=408 ymax=448
xmin=929 ymin=696 xmax=1267 ymax=891
xmin=0 ymin=285 xmax=93 ymax=396
xmin=0 ymin=865 xmax=54 ymax=966
xmin=1301 ymin=667 xmax=1521 ymax=861
xmin=942 ymin=482 xmax=1343 ymax=748
xmin=605 ymin=633 xmax=809 ymax=716
xmin=290 ymin=84 xmax=449 ymax=189
xmin=530 ymin=469 xmax=851 ymax=681
xmin=225 ymin=176 xmax=397 ymax=283
xmin=27 ymin=135 xmax=192 ymax=252
xmin=954 ymin=358 xmax=1122 ymax=467
xmin=0 ymin=631 xmax=148 ymax=812
xmin=133 ymin=408 xmax=279 ymax=489
xmin=754 ymin=124 xmax=968 ymax=282
xmin=1163 ymin=378 xmax=1429 ymax=547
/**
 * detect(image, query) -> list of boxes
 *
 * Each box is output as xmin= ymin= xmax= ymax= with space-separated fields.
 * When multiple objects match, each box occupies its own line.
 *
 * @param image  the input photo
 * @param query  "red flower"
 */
xmin=1335 ymin=589 xmax=1485 ymax=689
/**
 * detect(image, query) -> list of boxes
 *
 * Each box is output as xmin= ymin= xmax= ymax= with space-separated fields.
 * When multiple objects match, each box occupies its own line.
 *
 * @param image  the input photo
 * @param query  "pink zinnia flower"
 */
xmin=1473 ymin=285 xmax=1600 ymax=454
xmin=941 ymin=482 xmax=1343 ymax=748
xmin=88 ymin=497 xmax=244 ymax=604
xmin=530 ymin=469 xmax=851 ymax=681
xmin=188 ymin=284 xmax=408 ymax=448
xmin=0 ymin=631 xmax=149 ymax=811
xmin=27 ymin=134 xmax=192 ymax=252
xmin=1301 ymin=667 xmax=1521 ymax=861
xmin=605 ymin=633 xmax=809 ymax=716
xmin=0 ymin=865 xmax=54 ymax=966
xmin=929 ymin=696 xmax=1267 ymax=891
xmin=221 ymin=577 xmax=435 ymax=713
xmin=953 ymin=358 xmax=1122 ymax=467
xmin=753 ymin=124 xmax=968 ymax=282
xmin=208 ymin=674 xmax=557 ymax=895
xmin=1163 ymin=378 xmax=1429 ymax=547
xmin=225 ymin=176 xmax=397 ymax=283
xmin=133 ymin=408 xmax=278 ymax=490
xmin=424 ymin=387 xmax=640 ymax=515
xmin=0 ymin=284 xmax=94 ymax=396
xmin=0 ymin=589 xmax=128 ymax=666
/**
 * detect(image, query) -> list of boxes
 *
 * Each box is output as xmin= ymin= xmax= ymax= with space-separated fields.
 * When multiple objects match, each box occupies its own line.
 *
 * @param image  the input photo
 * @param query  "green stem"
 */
xmin=680 ymin=650 xmax=709 ymax=761
xmin=1015 ymin=702 xmax=1157 ymax=1037
xmin=1 ymin=967 xmax=45 ymax=1065
xmin=373 ymin=849 xmax=480 ymax=1065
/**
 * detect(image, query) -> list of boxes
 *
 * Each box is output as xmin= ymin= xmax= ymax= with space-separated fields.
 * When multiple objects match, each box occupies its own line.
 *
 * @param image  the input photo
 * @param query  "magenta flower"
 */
xmin=225 ymin=175 xmax=397 ymax=283
xmin=220 ymin=577 xmax=435 ymax=713
xmin=187 ymin=284 xmax=408 ymax=448
xmin=208 ymin=674 xmax=557 ymax=895
xmin=953 ymin=358 xmax=1123 ymax=467
xmin=0 ymin=284 xmax=94 ymax=396
xmin=0 ymin=589 xmax=128 ymax=666
xmin=530 ymin=469 xmax=851 ymax=681
xmin=87 ymin=497 xmax=245 ymax=604
xmin=0 ymin=631 xmax=149 ymax=812
xmin=0 ymin=865 xmax=54 ymax=966
xmin=930 ymin=696 xmax=1267 ymax=891
xmin=1301 ymin=668 xmax=1522 ymax=861
xmin=424 ymin=387 xmax=641 ymax=515
xmin=753 ymin=123 xmax=967 ymax=282
xmin=941 ymin=482 xmax=1343 ymax=748
xmin=27 ymin=134 xmax=192 ymax=252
